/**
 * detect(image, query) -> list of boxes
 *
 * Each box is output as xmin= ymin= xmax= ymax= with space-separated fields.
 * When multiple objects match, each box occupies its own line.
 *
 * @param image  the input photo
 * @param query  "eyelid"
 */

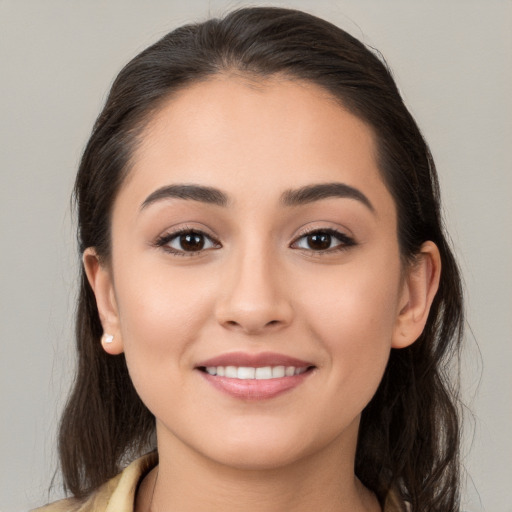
xmin=152 ymin=223 xmax=356 ymax=257
xmin=154 ymin=225 xmax=221 ymax=256
xmin=290 ymin=226 xmax=356 ymax=253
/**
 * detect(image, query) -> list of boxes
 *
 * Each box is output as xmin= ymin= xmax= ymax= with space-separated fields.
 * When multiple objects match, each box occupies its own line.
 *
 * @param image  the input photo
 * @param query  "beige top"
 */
xmin=34 ymin=452 xmax=406 ymax=512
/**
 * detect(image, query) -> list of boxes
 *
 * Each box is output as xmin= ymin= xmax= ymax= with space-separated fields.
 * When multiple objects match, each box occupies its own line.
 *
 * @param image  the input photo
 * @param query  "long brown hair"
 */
xmin=59 ymin=8 xmax=464 ymax=511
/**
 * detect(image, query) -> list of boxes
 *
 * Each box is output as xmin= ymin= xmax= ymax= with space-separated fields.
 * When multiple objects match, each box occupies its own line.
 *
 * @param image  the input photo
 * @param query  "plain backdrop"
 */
xmin=1 ymin=1 xmax=510 ymax=511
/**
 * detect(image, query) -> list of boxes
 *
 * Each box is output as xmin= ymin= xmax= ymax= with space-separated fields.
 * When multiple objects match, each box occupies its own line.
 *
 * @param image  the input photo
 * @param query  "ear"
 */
xmin=83 ymin=248 xmax=124 ymax=355
xmin=392 ymin=241 xmax=441 ymax=349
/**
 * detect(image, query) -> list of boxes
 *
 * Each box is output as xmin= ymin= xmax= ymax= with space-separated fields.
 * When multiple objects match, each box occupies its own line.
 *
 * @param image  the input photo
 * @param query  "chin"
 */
xmin=207 ymin=440 xmax=309 ymax=471
xmin=192 ymin=418 xmax=348 ymax=472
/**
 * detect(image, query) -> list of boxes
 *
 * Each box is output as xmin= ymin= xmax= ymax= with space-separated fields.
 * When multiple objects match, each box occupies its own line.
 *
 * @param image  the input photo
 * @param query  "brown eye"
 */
xmin=306 ymin=233 xmax=332 ymax=250
xmin=180 ymin=232 xmax=206 ymax=251
xmin=292 ymin=229 xmax=355 ymax=252
xmin=157 ymin=229 xmax=219 ymax=254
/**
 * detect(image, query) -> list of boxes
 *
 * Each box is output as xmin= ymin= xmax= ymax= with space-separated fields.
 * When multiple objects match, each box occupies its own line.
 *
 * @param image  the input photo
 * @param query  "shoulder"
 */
xmin=32 ymin=452 xmax=158 ymax=512
xmin=32 ymin=498 xmax=80 ymax=512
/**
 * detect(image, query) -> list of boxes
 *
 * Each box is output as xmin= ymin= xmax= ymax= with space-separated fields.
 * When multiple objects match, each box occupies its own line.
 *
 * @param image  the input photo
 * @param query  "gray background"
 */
xmin=1 ymin=1 xmax=510 ymax=511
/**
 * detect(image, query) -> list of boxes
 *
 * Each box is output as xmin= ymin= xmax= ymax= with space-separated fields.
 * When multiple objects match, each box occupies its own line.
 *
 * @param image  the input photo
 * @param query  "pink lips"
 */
xmin=196 ymin=351 xmax=315 ymax=401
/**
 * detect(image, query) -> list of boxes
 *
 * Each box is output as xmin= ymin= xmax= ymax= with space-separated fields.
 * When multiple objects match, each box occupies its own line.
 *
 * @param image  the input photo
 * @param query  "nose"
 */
xmin=215 ymin=246 xmax=294 ymax=335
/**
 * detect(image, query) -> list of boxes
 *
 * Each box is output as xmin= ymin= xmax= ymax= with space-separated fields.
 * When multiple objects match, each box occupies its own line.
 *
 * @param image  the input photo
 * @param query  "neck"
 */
xmin=138 ymin=420 xmax=380 ymax=512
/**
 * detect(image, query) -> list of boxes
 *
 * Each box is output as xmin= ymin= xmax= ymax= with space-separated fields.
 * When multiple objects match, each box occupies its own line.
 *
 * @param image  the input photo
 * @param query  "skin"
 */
xmin=85 ymin=76 xmax=440 ymax=512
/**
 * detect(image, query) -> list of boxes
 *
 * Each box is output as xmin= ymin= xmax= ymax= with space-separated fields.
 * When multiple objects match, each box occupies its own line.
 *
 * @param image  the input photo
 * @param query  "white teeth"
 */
xmin=272 ymin=366 xmax=285 ymax=378
xmin=225 ymin=366 xmax=237 ymax=378
xmin=255 ymin=366 xmax=272 ymax=379
xmin=203 ymin=365 xmax=309 ymax=380
xmin=237 ymin=367 xmax=255 ymax=379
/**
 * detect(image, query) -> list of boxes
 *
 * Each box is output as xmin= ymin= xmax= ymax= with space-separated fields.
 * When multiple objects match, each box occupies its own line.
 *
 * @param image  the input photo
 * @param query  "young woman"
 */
xmin=36 ymin=7 xmax=463 ymax=512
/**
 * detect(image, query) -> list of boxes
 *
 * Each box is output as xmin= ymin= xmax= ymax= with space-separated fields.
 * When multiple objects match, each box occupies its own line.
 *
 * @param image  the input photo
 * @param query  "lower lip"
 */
xmin=198 ymin=369 xmax=313 ymax=401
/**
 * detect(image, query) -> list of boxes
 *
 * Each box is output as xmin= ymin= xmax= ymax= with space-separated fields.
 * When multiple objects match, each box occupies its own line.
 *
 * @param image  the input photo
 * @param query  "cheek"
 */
xmin=115 ymin=251 xmax=214 ymax=335
xmin=112 ymin=259 xmax=215 ymax=402
xmin=296 ymin=255 xmax=402 ymax=404
xmin=299 ymin=251 xmax=402 ymax=341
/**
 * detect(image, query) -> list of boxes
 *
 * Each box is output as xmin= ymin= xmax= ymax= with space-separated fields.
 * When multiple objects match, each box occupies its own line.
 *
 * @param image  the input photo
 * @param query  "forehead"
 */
xmin=138 ymin=75 xmax=374 ymax=161
xmin=120 ymin=75 xmax=393 ymax=217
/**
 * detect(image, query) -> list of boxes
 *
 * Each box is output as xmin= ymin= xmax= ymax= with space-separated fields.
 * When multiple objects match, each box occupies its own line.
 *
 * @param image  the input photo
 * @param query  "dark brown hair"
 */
xmin=59 ymin=7 xmax=464 ymax=511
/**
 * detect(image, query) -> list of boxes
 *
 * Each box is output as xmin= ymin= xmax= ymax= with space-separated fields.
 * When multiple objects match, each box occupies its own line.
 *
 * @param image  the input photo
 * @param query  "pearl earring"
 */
xmin=102 ymin=333 xmax=114 ymax=344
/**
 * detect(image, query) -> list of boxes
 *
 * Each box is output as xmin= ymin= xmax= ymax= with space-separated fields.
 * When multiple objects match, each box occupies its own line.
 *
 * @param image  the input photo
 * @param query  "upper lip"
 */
xmin=196 ymin=351 xmax=314 ymax=369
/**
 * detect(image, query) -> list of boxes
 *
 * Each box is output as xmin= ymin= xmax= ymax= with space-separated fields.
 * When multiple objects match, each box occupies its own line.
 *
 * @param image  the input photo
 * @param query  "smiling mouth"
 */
xmin=198 ymin=365 xmax=313 ymax=380
xmin=195 ymin=352 xmax=316 ymax=399
xmin=196 ymin=363 xmax=316 ymax=400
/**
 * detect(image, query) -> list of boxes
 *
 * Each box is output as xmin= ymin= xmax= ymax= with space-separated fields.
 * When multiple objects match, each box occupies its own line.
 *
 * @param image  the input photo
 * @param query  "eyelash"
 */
xmin=290 ymin=228 xmax=356 ymax=255
xmin=154 ymin=228 xmax=221 ymax=257
xmin=154 ymin=227 xmax=356 ymax=257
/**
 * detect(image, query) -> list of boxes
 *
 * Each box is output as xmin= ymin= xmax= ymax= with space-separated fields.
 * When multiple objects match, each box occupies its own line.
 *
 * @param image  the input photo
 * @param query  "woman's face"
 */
xmin=90 ymin=76 xmax=421 ymax=469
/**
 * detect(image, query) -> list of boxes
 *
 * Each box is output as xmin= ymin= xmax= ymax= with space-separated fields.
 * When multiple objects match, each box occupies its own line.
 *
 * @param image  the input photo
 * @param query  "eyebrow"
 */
xmin=280 ymin=182 xmax=375 ymax=212
xmin=141 ymin=184 xmax=229 ymax=209
xmin=140 ymin=181 xmax=374 ymax=212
